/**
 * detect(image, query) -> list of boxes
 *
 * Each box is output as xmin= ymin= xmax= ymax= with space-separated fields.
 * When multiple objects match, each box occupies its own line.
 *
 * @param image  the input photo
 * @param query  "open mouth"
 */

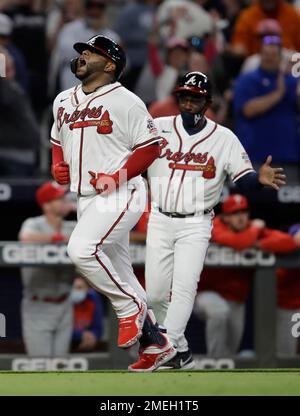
xmin=78 ymin=57 xmax=87 ymax=69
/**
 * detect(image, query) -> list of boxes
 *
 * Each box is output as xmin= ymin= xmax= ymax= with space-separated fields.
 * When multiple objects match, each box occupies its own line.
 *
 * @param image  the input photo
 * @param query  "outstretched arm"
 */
xmin=235 ymin=155 xmax=286 ymax=192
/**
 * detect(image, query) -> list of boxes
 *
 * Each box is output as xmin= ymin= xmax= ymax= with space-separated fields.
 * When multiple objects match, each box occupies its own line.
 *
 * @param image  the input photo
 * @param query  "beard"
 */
xmin=75 ymin=60 xmax=107 ymax=84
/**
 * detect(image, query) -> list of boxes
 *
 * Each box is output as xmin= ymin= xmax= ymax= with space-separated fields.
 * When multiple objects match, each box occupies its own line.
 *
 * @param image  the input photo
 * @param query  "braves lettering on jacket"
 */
xmin=148 ymin=115 xmax=254 ymax=214
xmin=50 ymin=83 xmax=160 ymax=195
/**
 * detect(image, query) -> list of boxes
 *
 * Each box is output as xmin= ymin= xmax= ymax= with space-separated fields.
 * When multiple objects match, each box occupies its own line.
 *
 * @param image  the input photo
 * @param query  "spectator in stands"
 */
xmin=154 ymin=37 xmax=190 ymax=100
xmin=241 ymin=19 xmax=296 ymax=73
xmin=148 ymin=40 xmax=217 ymax=118
xmin=217 ymin=0 xmax=245 ymax=45
xmin=231 ymin=0 xmax=300 ymax=57
xmin=193 ymin=194 xmax=300 ymax=356
xmin=135 ymin=35 xmax=190 ymax=105
xmin=18 ymin=181 xmax=76 ymax=357
xmin=46 ymin=0 xmax=84 ymax=51
xmin=241 ymin=19 xmax=295 ymax=74
xmin=157 ymin=0 xmax=213 ymax=41
xmin=115 ymin=0 xmax=160 ymax=92
xmin=0 ymin=46 xmax=39 ymax=177
xmin=71 ymin=276 xmax=104 ymax=352
xmin=210 ymin=0 xmax=246 ymax=95
xmin=277 ymin=223 xmax=300 ymax=356
xmin=233 ymin=35 xmax=300 ymax=165
xmin=4 ymin=0 xmax=49 ymax=115
xmin=0 ymin=13 xmax=29 ymax=91
xmin=49 ymin=0 xmax=120 ymax=94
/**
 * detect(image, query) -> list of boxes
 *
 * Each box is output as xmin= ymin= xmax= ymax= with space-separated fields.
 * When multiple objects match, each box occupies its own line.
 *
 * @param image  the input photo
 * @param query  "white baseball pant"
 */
xmin=145 ymin=209 xmax=213 ymax=352
xmin=194 ymin=291 xmax=245 ymax=356
xmin=67 ymin=179 xmax=147 ymax=318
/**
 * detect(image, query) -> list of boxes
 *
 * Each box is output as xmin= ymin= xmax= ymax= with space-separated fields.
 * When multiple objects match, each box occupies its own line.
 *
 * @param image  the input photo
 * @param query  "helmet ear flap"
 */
xmin=70 ymin=58 xmax=78 ymax=74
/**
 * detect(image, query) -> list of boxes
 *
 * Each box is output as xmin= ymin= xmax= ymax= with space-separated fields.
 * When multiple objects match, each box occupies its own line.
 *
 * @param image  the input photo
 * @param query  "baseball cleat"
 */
xmin=118 ymin=302 xmax=147 ymax=348
xmin=158 ymin=349 xmax=195 ymax=370
xmin=128 ymin=340 xmax=177 ymax=372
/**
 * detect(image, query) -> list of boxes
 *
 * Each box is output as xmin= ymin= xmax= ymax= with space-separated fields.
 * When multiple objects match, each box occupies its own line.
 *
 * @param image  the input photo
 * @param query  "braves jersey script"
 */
xmin=148 ymin=115 xmax=255 ymax=214
xmin=50 ymin=81 xmax=160 ymax=195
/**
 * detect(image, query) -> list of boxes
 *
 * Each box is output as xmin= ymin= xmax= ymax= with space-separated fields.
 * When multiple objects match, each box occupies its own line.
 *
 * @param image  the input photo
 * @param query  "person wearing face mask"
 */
xmin=71 ymin=276 xmax=104 ymax=352
xmin=145 ymin=71 xmax=287 ymax=369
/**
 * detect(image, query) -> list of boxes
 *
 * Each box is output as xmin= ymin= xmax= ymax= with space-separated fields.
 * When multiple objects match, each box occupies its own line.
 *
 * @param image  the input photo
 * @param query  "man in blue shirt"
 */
xmin=234 ymin=35 xmax=300 ymax=164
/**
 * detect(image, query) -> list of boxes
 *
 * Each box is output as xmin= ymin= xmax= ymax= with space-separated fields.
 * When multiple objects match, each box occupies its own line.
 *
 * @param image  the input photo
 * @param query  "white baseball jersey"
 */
xmin=148 ymin=115 xmax=255 ymax=214
xmin=50 ymin=81 xmax=160 ymax=195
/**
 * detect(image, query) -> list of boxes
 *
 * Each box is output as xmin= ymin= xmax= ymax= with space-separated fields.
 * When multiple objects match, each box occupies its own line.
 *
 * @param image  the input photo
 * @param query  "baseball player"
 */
xmin=146 ymin=71 xmax=286 ymax=369
xmin=50 ymin=35 xmax=175 ymax=372
xmin=19 ymin=181 xmax=76 ymax=357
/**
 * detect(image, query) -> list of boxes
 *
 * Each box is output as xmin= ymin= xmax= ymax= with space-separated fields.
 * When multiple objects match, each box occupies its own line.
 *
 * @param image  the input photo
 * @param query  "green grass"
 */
xmin=0 ymin=370 xmax=300 ymax=396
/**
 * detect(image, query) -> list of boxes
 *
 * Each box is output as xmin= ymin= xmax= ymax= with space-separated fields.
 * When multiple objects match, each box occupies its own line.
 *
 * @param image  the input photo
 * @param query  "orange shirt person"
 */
xmin=231 ymin=0 xmax=300 ymax=56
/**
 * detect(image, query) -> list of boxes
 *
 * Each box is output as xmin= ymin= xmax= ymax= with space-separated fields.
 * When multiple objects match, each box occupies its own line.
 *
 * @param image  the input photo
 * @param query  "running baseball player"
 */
xmin=146 ymin=71 xmax=286 ymax=369
xmin=50 ymin=35 xmax=175 ymax=372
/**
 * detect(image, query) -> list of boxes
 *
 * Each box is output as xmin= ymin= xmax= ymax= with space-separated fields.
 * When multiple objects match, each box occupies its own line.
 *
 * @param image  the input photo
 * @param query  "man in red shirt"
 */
xmin=194 ymin=194 xmax=300 ymax=356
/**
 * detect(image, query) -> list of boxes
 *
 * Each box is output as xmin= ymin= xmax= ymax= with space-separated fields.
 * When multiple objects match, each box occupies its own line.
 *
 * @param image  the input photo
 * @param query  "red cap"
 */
xmin=36 ymin=182 xmax=67 ymax=207
xmin=256 ymin=19 xmax=282 ymax=36
xmin=222 ymin=194 xmax=249 ymax=215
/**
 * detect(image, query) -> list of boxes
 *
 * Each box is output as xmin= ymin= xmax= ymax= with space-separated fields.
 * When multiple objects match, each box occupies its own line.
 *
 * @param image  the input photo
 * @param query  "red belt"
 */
xmin=31 ymin=294 xmax=68 ymax=304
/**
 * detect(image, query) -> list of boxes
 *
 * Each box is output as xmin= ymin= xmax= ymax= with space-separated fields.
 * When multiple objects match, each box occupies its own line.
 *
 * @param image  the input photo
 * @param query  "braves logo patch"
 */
xmin=57 ymin=106 xmax=113 ymax=134
xmin=159 ymin=138 xmax=216 ymax=179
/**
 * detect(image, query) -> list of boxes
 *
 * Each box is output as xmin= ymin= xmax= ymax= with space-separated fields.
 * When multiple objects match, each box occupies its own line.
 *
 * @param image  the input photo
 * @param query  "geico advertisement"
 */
xmin=205 ymin=246 xmax=275 ymax=267
xmin=1 ymin=244 xmax=71 ymax=265
xmin=12 ymin=357 xmax=88 ymax=371
xmin=10 ymin=357 xmax=233 ymax=371
xmin=0 ymin=243 xmax=275 ymax=266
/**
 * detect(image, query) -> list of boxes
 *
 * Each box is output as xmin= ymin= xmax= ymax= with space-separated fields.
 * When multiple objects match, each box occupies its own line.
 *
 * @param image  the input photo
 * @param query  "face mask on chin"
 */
xmin=71 ymin=289 xmax=87 ymax=304
xmin=181 ymin=111 xmax=203 ymax=128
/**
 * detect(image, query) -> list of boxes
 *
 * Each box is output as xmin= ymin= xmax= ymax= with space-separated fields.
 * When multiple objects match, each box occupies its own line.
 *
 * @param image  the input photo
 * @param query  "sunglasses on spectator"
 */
xmin=261 ymin=35 xmax=282 ymax=46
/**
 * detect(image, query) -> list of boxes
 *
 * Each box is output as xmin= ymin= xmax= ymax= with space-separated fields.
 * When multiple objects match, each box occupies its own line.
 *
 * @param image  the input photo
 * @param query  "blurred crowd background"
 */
xmin=1 ymin=0 xmax=300 ymax=177
xmin=0 ymin=0 xmax=300 ymax=362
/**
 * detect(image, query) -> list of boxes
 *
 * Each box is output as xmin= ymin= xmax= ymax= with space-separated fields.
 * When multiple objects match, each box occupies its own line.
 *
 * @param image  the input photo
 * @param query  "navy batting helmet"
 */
xmin=71 ymin=35 xmax=126 ymax=80
xmin=174 ymin=72 xmax=212 ymax=102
